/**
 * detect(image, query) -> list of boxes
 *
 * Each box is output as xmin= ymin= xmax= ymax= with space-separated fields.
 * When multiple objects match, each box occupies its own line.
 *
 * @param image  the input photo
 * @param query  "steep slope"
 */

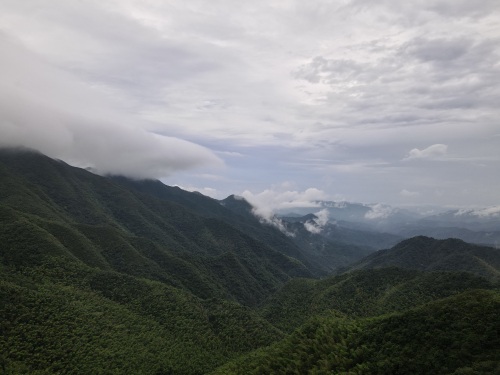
xmin=112 ymin=180 xmax=320 ymax=274
xmin=0 ymin=149 xmax=300 ymax=373
xmin=348 ymin=236 xmax=500 ymax=281
xmin=0 ymin=148 xmax=310 ymax=305
xmin=213 ymin=289 xmax=500 ymax=375
xmin=221 ymin=195 xmax=374 ymax=273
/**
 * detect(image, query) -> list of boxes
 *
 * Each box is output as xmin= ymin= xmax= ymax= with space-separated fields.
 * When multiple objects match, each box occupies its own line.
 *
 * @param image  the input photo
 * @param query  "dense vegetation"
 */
xmin=213 ymin=290 xmax=500 ymax=374
xmin=259 ymin=267 xmax=495 ymax=333
xmin=1 ymin=149 xmax=499 ymax=374
xmin=0 ymin=149 xmax=314 ymax=307
xmin=0 ymin=263 xmax=282 ymax=374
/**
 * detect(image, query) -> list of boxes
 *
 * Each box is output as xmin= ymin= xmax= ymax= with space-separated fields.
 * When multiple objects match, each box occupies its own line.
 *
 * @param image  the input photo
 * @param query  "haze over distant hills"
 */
xmin=276 ymin=200 xmax=500 ymax=248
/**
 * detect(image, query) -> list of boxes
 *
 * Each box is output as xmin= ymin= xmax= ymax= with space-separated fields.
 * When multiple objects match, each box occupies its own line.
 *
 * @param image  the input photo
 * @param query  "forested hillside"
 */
xmin=1 ymin=149 xmax=499 ymax=374
xmin=214 ymin=290 xmax=500 ymax=374
xmin=0 ymin=149 xmax=313 ymax=306
xmin=259 ymin=267 xmax=495 ymax=333
xmin=0 ymin=149 xmax=304 ymax=373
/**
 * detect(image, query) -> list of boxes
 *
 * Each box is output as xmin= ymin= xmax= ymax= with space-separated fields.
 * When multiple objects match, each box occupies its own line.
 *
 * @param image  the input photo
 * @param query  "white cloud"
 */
xmin=241 ymin=187 xmax=327 ymax=215
xmin=241 ymin=186 xmax=328 ymax=235
xmin=474 ymin=206 xmax=500 ymax=217
xmin=460 ymin=206 xmax=500 ymax=217
xmin=364 ymin=203 xmax=394 ymax=220
xmin=304 ymin=208 xmax=330 ymax=234
xmin=404 ymin=144 xmax=448 ymax=161
xmin=400 ymin=189 xmax=420 ymax=197
xmin=0 ymin=0 xmax=499 ymax=207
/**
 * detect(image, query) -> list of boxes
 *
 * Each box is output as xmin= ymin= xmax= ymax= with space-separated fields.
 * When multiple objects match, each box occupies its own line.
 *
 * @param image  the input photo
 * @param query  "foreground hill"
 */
xmin=214 ymin=289 xmax=500 ymax=374
xmin=348 ymin=236 xmax=500 ymax=281
xmin=259 ymin=267 xmax=494 ymax=333
xmin=0 ymin=264 xmax=282 ymax=374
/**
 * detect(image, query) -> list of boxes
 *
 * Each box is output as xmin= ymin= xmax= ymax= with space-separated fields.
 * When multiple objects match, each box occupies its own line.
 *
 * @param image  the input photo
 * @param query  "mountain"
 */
xmin=277 ymin=200 xmax=421 ymax=232
xmin=0 ymin=148 xmax=301 ymax=373
xmin=278 ymin=200 xmax=500 ymax=247
xmin=277 ymin=218 xmax=374 ymax=272
xmin=110 ymin=178 xmax=369 ymax=276
xmin=2 ymin=148 xmax=499 ymax=374
xmin=398 ymin=225 xmax=500 ymax=247
xmin=348 ymin=236 xmax=500 ymax=281
xmin=219 ymin=195 xmax=374 ymax=274
xmin=391 ymin=208 xmax=500 ymax=246
xmin=0 ymin=148 xmax=311 ymax=306
xmin=419 ymin=208 xmax=500 ymax=232
xmin=281 ymin=213 xmax=402 ymax=250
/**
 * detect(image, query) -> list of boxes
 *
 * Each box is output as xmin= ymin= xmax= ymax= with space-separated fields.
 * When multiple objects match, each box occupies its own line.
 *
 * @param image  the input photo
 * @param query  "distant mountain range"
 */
xmin=277 ymin=200 xmax=500 ymax=247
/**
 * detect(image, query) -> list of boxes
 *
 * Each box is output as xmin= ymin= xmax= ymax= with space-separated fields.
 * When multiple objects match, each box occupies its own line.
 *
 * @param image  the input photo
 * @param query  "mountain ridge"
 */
xmin=347 ymin=235 xmax=500 ymax=281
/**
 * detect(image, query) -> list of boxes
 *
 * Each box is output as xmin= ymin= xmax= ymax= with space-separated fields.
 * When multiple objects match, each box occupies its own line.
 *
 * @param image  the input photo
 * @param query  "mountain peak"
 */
xmin=349 ymin=236 xmax=500 ymax=281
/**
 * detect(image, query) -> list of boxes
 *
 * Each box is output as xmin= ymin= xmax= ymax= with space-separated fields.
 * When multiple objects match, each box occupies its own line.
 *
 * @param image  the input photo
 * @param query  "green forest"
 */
xmin=1 ymin=149 xmax=499 ymax=374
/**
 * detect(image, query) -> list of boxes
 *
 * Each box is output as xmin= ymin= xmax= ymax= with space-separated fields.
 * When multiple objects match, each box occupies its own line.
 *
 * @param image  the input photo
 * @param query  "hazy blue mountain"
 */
xmin=419 ymin=208 xmax=500 ymax=232
xmin=277 ymin=200 xmax=422 ymax=232
xmin=348 ymin=236 xmax=500 ymax=281
xmin=278 ymin=200 xmax=500 ymax=247
xmin=398 ymin=225 xmax=500 ymax=247
xmin=281 ymin=213 xmax=402 ymax=250
xmin=219 ymin=195 xmax=373 ymax=274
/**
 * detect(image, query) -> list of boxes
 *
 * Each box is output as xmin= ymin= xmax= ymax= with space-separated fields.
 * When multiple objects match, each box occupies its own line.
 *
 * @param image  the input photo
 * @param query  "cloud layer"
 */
xmin=0 ymin=32 xmax=221 ymax=178
xmin=0 ymin=0 xmax=498 ymax=206
xmin=404 ymin=144 xmax=448 ymax=161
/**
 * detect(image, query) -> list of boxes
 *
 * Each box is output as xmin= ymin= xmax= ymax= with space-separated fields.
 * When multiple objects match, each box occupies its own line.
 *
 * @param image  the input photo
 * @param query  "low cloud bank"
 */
xmin=304 ymin=209 xmax=329 ymax=234
xmin=404 ymin=144 xmax=448 ymax=161
xmin=455 ymin=206 xmax=500 ymax=218
xmin=364 ymin=203 xmax=395 ymax=220
xmin=241 ymin=186 xmax=328 ymax=235
xmin=0 ymin=33 xmax=222 ymax=179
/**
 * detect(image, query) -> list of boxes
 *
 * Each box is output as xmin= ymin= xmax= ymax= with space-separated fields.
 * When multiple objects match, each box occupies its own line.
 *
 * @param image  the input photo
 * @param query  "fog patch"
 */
xmin=304 ymin=209 xmax=330 ymax=234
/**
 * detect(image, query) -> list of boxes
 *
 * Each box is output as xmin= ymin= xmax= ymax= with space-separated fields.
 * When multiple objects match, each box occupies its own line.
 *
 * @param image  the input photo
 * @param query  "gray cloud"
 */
xmin=404 ymin=37 xmax=471 ymax=63
xmin=0 ymin=0 xmax=499 ymax=207
xmin=0 ymin=32 xmax=222 ymax=179
xmin=404 ymin=144 xmax=448 ymax=161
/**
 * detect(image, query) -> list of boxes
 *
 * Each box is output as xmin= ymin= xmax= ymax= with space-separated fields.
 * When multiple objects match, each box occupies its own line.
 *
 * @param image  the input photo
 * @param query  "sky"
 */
xmin=1 ymin=0 xmax=499 ymax=210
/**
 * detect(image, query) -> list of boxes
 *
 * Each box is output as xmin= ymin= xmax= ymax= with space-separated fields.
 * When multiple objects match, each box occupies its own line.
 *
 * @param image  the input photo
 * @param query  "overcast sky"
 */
xmin=1 ymin=0 xmax=499 ymax=209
